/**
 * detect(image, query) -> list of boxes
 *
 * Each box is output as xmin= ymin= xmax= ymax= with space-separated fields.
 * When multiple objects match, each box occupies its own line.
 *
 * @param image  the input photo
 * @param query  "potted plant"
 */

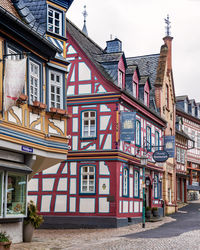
xmin=0 ymin=232 xmax=11 ymax=250
xmin=152 ymin=207 xmax=159 ymax=217
xmin=145 ymin=206 xmax=151 ymax=219
xmin=23 ymin=200 xmax=44 ymax=242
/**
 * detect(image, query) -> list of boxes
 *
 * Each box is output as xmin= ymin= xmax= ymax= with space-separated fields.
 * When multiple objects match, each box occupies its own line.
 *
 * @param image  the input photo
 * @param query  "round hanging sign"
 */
xmin=153 ymin=150 xmax=169 ymax=162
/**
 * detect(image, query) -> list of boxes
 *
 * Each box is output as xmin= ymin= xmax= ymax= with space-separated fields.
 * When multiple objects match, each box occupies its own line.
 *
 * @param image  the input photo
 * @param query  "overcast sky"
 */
xmin=68 ymin=0 xmax=200 ymax=102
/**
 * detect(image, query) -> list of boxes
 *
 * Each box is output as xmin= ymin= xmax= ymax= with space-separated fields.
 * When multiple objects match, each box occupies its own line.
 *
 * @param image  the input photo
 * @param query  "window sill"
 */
xmin=46 ymin=31 xmax=67 ymax=41
xmin=80 ymin=137 xmax=97 ymax=140
xmin=79 ymin=192 xmax=96 ymax=195
xmin=48 ymin=107 xmax=71 ymax=119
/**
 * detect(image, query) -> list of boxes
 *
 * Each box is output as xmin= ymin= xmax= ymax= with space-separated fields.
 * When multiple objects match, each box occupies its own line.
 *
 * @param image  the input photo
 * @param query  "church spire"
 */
xmin=82 ymin=5 xmax=88 ymax=36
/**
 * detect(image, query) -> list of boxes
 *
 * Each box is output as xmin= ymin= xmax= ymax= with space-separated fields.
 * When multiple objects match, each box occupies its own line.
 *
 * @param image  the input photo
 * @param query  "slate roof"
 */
xmin=126 ymin=54 xmax=159 ymax=101
xmin=11 ymin=0 xmax=46 ymax=36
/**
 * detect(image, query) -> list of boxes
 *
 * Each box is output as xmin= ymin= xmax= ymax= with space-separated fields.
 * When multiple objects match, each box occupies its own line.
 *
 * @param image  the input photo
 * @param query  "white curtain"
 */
xmin=3 ymin=58 xmax=26 ymax=111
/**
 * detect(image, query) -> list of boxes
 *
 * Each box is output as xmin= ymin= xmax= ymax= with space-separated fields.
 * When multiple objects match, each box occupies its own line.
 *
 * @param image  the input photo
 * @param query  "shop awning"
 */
xmin=0 ymin=160 xmax=32 ymax=174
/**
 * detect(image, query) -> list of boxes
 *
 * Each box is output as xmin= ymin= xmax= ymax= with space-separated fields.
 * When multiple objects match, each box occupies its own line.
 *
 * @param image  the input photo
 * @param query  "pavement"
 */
xmin=12 ymin=200 xmax=200 ymax=250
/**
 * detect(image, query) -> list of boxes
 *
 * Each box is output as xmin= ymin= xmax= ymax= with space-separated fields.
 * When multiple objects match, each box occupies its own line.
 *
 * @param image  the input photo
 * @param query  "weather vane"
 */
xmin=164 ymin=14 xmax=171 ymax=36
xmin=82 ymin=5 xmax=88 ymax=24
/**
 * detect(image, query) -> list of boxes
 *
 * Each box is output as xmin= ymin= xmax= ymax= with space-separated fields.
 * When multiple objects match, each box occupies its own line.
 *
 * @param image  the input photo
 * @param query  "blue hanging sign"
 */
xmin=21 ymin=145 xmax=33 ymax=153
xmin=153 ymin=150 xmax=169 ymax=162
xmin=164 ymin=136 xmax=175 ymax=158
xmin=120 ymin=112 xmax=136 ymax=141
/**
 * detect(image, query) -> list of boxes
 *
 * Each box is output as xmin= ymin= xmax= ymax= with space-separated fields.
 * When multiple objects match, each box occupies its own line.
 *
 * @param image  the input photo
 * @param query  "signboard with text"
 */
xmin=164 ymin=136 xmax=175 ymax=158
xmin=120 ymin=112 xmax=136 ymax=141
xmin=153 ymin=150 xmax=169 ymax=162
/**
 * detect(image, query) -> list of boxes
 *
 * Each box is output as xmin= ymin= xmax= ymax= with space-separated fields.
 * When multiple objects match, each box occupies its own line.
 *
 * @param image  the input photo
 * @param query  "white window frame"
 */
xmin=4 ymin=172 xmax=28 ymax=218
xmin=155 ymin=131 xmax=159 ymax=148
xmin=133 ymin=82 xmax=137 ymax=98
xmin=49 ymin=70 xmax=63 ymax=109
xmin=197 ymin=133 xmax=200 ymax=148
xmin=135 ymin=120 xmax=141 ymax=146
xmin=146 ymin=126 xmax=151 ymax=151
xmin=134 ymin=170 xmax=139 ymax=198
xmin=144 ymin=91 xmax=148 ymax=106
xmin=47 ymin=6 xmax=62 ymax=36
xmin=80 ymin=166 xmax=95 ymax=194
xmin=123 ymin=168 xmax=129 ymax=197
xmin=177 ymin=147 xmax=181 ymax=163
xmin=118 ymin=70 xmax=123 ymax=88
xmin=82 ymin=111 xmax=96 ymax=138
xmin=180 ymin=148 xmax=185 ymax=164
xmin=29 ymin=60 xmax=40 ymax=104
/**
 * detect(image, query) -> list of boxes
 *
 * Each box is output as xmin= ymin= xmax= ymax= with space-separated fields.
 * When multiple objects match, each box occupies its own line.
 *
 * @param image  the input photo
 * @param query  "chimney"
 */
xmin=106 ymin=38 xmax=122 ymax=53
xmin=163 ymin=36 xmax=173 ymax=73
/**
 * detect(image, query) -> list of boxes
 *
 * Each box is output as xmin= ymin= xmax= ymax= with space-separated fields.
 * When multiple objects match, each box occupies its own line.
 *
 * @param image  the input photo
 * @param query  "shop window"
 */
xmin=81 ymin=110 xmax=96 ymax=138
xmin=123 ymin=167 xmax=129 ymax=197
xmin=134 ymin=170 xmax=140 ymax=198
xmin=80 ymin=166 xmax=95 ymax=194
xmin=154 ymin=175 xmax=158 ymax=199
xmin=135 ymin=120 xmax=141 ymax=147
xmin=0 ymin=171 xmax=27 ymax=218
xmin=6 ymin=173 xmax=27 ymax=217
xmin=0 ymin=172 xmax=3 ymax=217
xmin=49 ymin=70 xmax=63 ymax=109
xmin=48 ymin=6 xmax=63 ymax=36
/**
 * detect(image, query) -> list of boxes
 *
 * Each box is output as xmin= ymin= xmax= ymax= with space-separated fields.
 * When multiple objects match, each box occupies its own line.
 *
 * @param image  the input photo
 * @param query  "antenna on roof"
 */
xmin=164 ymin=14 xmax=171 ymax=36
xmin=110 ymin=34 xmax=113 ymax=40
xmin=82 ymin=5 xmax=88 ymax=36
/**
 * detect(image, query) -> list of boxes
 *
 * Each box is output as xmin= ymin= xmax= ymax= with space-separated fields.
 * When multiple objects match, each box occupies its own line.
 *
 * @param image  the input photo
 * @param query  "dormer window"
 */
xmin=184 ymin=101 xmax=188 ymax=113
xmin=118 ymin=70 xmax=123 ymax=88
xmin=48 ymin=6 xmax=62 ymax=36
xmin=144 ymin=91 xmax=148 ymax=106
xmin=133 ymin=82 xmax=137 ymax=98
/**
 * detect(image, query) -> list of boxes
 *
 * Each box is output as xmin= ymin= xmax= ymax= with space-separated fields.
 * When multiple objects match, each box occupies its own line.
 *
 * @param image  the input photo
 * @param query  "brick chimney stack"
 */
xmin=163 ymin=36 xmax=173 ymax=73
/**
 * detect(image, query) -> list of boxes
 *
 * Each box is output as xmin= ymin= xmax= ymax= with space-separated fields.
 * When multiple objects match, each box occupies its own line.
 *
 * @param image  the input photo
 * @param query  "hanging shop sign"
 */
xmin=153 ymin=150 xmax=169 ymax=162
xmin=120 ymin=112 xmax=136 ymax=141
xmin=164 ymin=136 xmax=175 ymax=158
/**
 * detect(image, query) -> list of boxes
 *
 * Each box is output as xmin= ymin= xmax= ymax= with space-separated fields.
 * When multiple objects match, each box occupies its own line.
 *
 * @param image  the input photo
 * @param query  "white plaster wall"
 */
xmin=0 ymin=222 xmax=23 ymax=243
xmin=79 ymin=198 xmax=95 ymax=213
xmin=99 ymin=198 xmax=109 ymax=213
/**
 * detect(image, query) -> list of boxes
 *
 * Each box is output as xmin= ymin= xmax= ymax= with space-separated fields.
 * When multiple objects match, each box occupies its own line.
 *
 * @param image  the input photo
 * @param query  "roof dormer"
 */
xmin=138 ymin=76 xmax=151 ymax=107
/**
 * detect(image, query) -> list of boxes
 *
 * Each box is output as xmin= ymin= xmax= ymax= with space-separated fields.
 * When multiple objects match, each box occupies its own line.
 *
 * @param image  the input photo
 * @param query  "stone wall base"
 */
xmin=40 ymin=216 xmax=142 ymax=229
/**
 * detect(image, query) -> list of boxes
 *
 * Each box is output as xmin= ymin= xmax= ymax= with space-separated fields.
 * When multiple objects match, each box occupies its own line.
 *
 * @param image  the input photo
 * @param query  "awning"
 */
xmin=0 ymin=160 xmax=32 ymax=174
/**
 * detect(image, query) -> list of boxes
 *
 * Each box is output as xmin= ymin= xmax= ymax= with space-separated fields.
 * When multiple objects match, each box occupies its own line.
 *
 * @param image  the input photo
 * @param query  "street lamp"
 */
xmin=140 ymin=155 xmax=148 ymax=228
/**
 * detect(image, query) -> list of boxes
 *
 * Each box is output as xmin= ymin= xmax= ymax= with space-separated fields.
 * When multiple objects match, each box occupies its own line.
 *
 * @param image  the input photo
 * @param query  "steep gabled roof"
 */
xmin=66 ymin=18 xmax=118 ymax=84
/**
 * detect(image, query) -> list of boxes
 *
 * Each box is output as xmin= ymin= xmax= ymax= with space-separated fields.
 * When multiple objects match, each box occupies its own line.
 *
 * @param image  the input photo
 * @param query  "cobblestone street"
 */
xmin=12 ymin=201 xmax=200 ymax=250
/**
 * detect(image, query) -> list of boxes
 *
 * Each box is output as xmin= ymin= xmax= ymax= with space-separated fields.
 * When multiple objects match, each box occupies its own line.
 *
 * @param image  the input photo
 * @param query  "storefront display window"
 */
xmin=6 ymin=173 xmax=27 ymax=216
xmin=0 ymin=172 xmax=3 ymax=217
